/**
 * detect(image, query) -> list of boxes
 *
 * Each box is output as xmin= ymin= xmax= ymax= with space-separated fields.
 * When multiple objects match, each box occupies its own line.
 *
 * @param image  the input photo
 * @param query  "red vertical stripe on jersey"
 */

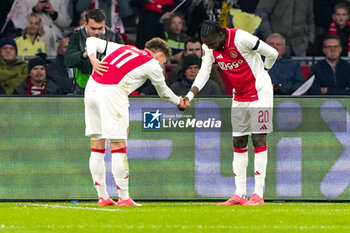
xmin=91 ymin=148 xmax=106 ymax=153
xmin=213 ymin=28 xmax=258 ymax=101
xmin=111 ymin=147 xmax=127 ymax=154
xmin=92 ymin=45 xmax=153 ymax=85
xmin=254 ymin=145 xmax=267 ymax=153
xmin=234 ymin=148 xmax=248 ymax=153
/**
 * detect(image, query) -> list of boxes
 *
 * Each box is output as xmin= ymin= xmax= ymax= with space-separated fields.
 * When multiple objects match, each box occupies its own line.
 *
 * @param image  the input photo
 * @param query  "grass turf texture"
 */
xmin=1 ymin=202 xmax=349 ymax=233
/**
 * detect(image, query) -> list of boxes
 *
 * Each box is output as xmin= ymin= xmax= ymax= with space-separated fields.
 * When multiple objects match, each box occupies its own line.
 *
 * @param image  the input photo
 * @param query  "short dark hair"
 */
xmin=144 ymin=37 xmax=172 ymax=60
xmin=200 ymin=20 xmax=225 ymax=38
xmin=184 ymin=38 xmax=201 ymax=50
xmin=85 ymin=9 xmax=106 ymax=23
xmin=323 ymin=34 xmax=341 ymax=47
xmin=334 ymin=3 xmax=349 ymax=14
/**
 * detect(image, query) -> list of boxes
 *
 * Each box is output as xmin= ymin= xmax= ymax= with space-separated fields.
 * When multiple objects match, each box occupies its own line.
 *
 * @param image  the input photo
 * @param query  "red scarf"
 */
xmin=26 ymin=78 xmax=46 ymax=95
xmin=329 ymin=20 xmax=350 ymax=56
xmin=144 ymin=0 xmax=175 ymax=13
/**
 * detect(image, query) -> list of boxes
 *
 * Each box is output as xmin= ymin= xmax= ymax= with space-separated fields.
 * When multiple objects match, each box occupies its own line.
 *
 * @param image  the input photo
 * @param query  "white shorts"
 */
xmin=231 ymin=94 xmax=273 ymax=137
xmin=84 ymin=77 xmax=129 ymax=140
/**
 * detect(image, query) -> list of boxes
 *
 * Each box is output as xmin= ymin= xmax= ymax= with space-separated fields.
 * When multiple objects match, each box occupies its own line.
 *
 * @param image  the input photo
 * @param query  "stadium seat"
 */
xmin=165 ymin=64 xmax=175 ymax=78
xmin=300 ymin=65 xmax=311 ymax=80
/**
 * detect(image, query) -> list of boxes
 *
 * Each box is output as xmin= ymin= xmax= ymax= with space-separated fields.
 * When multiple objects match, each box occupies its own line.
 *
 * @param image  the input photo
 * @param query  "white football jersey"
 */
xmin=86 ymin=37 xmax=180 ymax=105
xmin=194 ymin=28 xmax=278 ymax=102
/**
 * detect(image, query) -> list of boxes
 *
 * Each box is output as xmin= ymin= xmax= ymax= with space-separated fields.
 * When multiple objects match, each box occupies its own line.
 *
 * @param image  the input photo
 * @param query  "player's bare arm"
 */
xmin=184 ymin=86 xmax=199 ymax=106
xmin=89 ymin=54 xmax=109 ymax=76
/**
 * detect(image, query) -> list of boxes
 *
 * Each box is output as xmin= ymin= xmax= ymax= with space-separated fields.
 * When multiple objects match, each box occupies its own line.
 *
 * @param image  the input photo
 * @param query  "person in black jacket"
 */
xmin=266 ymin=33 xmax=305 ymax=95
xmin=47 ymin=37 xmax=74 ymax=94
xmin=170 ymin=54 xmax=222 ymax=96
xmin=13 ymin=57 xmax=61 ymax=95
xmin=65 ymin=9 xmax=124 ymax=95
xmin=308 ymin=35 xmax=350 ymax=95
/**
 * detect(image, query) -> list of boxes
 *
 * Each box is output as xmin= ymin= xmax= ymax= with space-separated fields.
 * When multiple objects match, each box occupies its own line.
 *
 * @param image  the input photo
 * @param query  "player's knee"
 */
xmin=91 ymin=137 xmax=106 ymax=149
xmin=110 ymin=139 xmax=126 ymax=151
xmin=233 ymin=136 xmax=248 ymax=148
xmin=252 ymin=134 xmax=266 ymax=148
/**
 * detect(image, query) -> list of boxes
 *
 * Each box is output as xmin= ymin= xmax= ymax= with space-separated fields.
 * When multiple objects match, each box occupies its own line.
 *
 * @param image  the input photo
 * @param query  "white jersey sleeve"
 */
xmin=257 ymin=39 xmax=278 ymax=70
xmin=191 ymin=44 xmax=215 ymax=92
xmin=236 ymin=30 xmax=278 ymax=70
xmin=147 ymin=61 xmax=181 ymax=105
xmin=237 ymin=30 xmax=278 ymax=70
xmin=86 ymin=37 xmax=122 ymax=57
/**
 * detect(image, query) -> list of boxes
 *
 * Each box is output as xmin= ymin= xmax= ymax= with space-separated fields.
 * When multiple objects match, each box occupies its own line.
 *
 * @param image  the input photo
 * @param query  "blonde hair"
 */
xmin=144 ymin=37 xmax=172 ymax=60
xmin=164 ymin=13 xmax=187 ymax=33
xmin=23 ymin=13 xmax=44 ymax=36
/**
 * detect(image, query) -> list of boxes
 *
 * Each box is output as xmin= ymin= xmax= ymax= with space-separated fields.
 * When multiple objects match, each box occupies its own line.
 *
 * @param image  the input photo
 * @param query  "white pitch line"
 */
xmin=1 ymin=224 xmax=350 ymax=230
xmin=24 ymin=203 xmax=121 ymax=212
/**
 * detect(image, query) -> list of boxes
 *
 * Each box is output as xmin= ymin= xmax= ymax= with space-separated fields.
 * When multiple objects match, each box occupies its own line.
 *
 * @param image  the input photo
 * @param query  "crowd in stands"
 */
xmin=1 ymin=0 xmax=350 ymax=96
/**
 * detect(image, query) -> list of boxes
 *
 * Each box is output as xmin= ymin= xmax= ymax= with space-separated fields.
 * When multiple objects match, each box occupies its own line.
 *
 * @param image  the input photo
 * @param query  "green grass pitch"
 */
xmin=1 ymin=202 xmax=349 ymax=233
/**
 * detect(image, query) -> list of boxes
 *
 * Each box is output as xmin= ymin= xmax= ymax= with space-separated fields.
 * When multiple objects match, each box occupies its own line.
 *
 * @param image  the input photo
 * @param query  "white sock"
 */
xmin=89 ymin=149 xmax=109 ymax=200
xmin=233 ymin=147 xmax=248 ymax=197
xmin=111 ymin=148 xmax=130 ymax=200
xmin=254 ymin=146 xmax=268 ymax=198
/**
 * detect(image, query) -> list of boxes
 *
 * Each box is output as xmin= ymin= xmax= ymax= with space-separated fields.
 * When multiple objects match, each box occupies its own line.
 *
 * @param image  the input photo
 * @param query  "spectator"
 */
xmin=0 ymin=37 xmax=27 ymax=94
xmin=13 ymin=57 xmax=61 ymax=95
xmin=65 ymin=8 xmax=123 ymax=95
xmin=47 ymin=37 xmax=74 ymax=94
xmin=328 ymin=3 xmax=350 ymax=57
xmin=160 ymin=13 xmax=190 ymax=63
xmin=314 ymin=0 xmax=343 ymax=37
xmin=11 ymin=0 xmax=72 ymax=57
xmin=81 ymin=0 xmax=133 ymax=43
xmin=256 ymin=0 xmax=315 ymax=56
xmin=312 ymin=0 xmax=343 ymax=56
xmin=185 ymin=0 xmax=222 ymax=38
xmin=308 ymin=35 xmax=350 ymax=95
xmin=171 ymin=54 xmax=222 ymax=96
xmin=167 ymin=38 xmax=225 ymax=94
xmin=15 ymin=13 xmax=47 ymax=58
xmin=131 ymin=0 xmax=189 ymax=49
xmin=266 ymin=33 xmax=305 ymax=95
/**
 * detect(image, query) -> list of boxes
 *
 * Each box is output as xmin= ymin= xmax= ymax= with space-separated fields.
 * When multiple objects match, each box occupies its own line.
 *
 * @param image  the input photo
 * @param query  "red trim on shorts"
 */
xmin=91 ymin=148 xmax=105 ymax=153
xmin=234 ymin=148 xmax=248 ymax=153
xmin=254 ymin=145 xmax=267 ymax=153
xmin=111 ymin=147 xmax=127 ymax=154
